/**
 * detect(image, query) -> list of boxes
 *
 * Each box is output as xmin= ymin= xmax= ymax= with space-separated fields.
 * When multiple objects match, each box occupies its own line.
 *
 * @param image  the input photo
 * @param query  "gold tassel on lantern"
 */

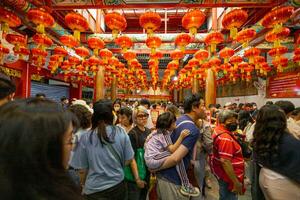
xmin=230 ymin=27 xmax=238 ymax=40
xmin=74 ymin=30 xmax=81 ymax=42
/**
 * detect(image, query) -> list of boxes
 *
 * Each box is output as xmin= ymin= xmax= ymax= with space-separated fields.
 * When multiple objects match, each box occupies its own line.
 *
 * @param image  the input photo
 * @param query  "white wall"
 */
xmin=216 ymin=95 xmax=300 ymax=108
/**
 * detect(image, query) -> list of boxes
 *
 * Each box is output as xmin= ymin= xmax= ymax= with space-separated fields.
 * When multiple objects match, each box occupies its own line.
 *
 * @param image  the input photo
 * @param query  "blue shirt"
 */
xmin=70 ymin=125 xmax=134 ymax=194
xmin=158 ymin=114 xmax=200 ymax=185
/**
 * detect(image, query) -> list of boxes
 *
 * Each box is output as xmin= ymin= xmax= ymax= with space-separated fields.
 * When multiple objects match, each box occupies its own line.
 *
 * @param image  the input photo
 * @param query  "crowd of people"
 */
xmin=1 ymin=72 xmax=300 ymax=200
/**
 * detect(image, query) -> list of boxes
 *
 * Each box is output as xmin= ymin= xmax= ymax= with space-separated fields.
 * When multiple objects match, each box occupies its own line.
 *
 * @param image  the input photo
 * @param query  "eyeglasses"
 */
xmin=137 ymin=114 xmax=149 ymax=119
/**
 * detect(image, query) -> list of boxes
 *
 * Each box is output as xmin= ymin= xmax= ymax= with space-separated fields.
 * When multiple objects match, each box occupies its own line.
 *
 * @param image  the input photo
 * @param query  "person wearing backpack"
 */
xmin=209 ymin=110 xmax=245 ymax=200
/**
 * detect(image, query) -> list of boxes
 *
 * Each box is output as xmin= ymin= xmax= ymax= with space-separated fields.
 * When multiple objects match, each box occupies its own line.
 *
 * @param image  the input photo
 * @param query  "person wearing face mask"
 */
xmin=210 ymin=110 xmax=245 ymax=200
xmin=113 ymin=99 xmax=122 ymax=125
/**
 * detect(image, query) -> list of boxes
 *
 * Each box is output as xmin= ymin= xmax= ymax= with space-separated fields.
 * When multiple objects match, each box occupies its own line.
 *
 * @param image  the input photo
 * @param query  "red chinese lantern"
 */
xmin=150 ymin=51 xmax=163 ymax=61
xmin=123 ymin=50 xmax=136 ymax=62
xmin=229 ymin=56 xmax=243 ymax=70
xmin=188 ymin=58 xmax=199 ymax=70
xmin=148 ymin=59 xmax=159 ymax=67
xmin=115 ymin=35 xmax=132 ymax=53
xmin=293 ymin=55 xmax=300 ymax=65
xmin=195 ymin=49 xmax=209 ymax=64
xmin=221 ymin=63 xmax=232 ymax=74
xmin=27 ymin=8 xmax=54 ymax=34
xmin=238 ymin=62 xmax=248 ymax=74
xmin=268 ymin=46 xmax=288 ymax=60
xmin=88 ymin=56 xmax=101 ymax=76
xmin=265 ymin=27 xmax=290 ymax=48
xmin=204 ymin=32 xmax=224 ymax=53
xmin=31 ymin=48 xmax=48 ymax=70
xmin=208 ymin=57 xmax=221 ymax=72
xmin=48 ymin=61 xmax=58 ymax=74
xmin=272 ymin=56 xmax=288 ymax=72
xmin=261 ymin=6 xmax=294 ymax=33
xmin=76 ymin=64 xmax=86 ymax=76
xmin=261 ymin=62 xmax=272 ymax=76
xmin=222 ymin=9 xmax=248 ymax=40
xmin=244 ymin=47 xmax=261 ymax=64
xmin=69 ymin=56 xmax=81 ymax=68
xmin=0 ymin=7 xmax=21 ymax=36
xmin=60 ymin=35 xmax=79 ymax=48
xmin=175 ymin=33 xmax=192 ymax=52
xmin=99 ymin=48 xmax=113 ymax=64
xmin=182 ymin=9 xmax=206 ymax=36
xmin=170 ymin=49 xmax=184 ymax=64
xmin=14 ymin=47 xmax=29 ymax=60
xmin=139 ymin=12 xmax=161 ymax=37
xmin=65 ymin=12 xmax=89 ymax=41
xmin=75 ymin=46 xmax=90 ymax=60
xmin=105 ymin=12 xmax=127 ymax=39
xmin=108 ymin=57 xmax=119 ymax=70
xmin=54 ymin=46 xmax=68 ymax=62
xmin=254 ymin=56 xmax=266 ymax=70
xmin=146 ymin=36 xmax=162 ymax=54
xmin=32 ymin=34 xmax=53 ymax=50
xmin=6 ymin=34 xmax=26 ymax=52
xmin=236 ymin=28 xmax=256 ymax=48
xmin=87 ymin=37 xmax=105 ymax=56
xmin=219 ymin=47 xmax=234 ymax=63
xmin=0 ymin=44 xmax=9 ymax=64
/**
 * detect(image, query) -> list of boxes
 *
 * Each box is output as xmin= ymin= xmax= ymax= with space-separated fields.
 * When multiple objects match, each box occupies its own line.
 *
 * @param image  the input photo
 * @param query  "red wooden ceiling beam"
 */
xmin=52 ymin=1 xmax=283 ymax=10
xmin=108 ymin=48 xmax=198 ymax=54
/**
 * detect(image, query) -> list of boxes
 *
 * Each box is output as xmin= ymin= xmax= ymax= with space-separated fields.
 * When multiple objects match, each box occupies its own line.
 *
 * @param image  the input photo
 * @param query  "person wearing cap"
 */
xmin=0 ymin=73 xmax=16 ymax=107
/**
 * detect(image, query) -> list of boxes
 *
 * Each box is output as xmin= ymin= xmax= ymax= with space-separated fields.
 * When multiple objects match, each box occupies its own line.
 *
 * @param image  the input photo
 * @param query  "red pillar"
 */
xmin=70 ymin=81 xmax=82 ymax=100
xmin=20 ymin=62 xmax=31 ymax=98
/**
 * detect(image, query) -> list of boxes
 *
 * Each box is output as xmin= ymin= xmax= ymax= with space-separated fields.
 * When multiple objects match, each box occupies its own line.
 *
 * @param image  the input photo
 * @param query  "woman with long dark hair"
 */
xmin=0 ymin=98 xmax=82 ymax=200
xmin=70 ymin=99 xmax=134 ymax=200
xmin=253 ymin=105 xmax=300 ymax=199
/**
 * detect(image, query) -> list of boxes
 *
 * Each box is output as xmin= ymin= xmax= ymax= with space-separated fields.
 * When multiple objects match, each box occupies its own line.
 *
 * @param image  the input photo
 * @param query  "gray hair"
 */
xmin=132 ymin=105 xmax=149 ymax=124
xmin=218 ymin=110 xmax=238 ymax=124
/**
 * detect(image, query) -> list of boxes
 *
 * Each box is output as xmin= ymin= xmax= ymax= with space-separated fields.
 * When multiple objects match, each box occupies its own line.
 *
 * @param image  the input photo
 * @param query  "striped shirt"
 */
xmin=210 ymin=125 xmax=245 ymax=191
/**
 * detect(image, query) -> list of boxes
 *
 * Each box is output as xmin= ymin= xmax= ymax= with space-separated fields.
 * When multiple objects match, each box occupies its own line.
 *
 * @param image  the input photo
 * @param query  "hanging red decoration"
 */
xmin=268 ymin=46 xmax=288 ymax=60
xmin=146 ymin=36 xmax=162 ymax=54
xmin=244 ymin=47 xmax=261 ymax=64
xmin=14 ymin=47 xmax=29 ymax=60
xmin=254 ymin=56 xmax=266 ymax=71
xmin=88 ymin=37 xmax=105 ymax=56
xmin=105 ymin=12 xmax=127 ymax=39
xmin=220 ymin=63 xmax=232 ymax=74
xmin=195 ymin=49 xmax=209 ymax=64
xmin=222 ymin=9 xmax=248 ymax=40
xmin=219 ymin=47 xmax=234 ymax=63
xmin=139 ymin=12 xmax=161 ymax=37
xmin=88 ymin=56 xmax=101 ymax=76
xmin=65 ymin=12 xmax=89 ymax=41
xmin=27 ymin=8 xmax=54 ymax=34
xmin=123 ymin=50 xmax=136 ymax=62
xmin=175 ymin=33 xmax=192 ymax=52
xmin=99 ymin=48 xmax=113 ymax=64
xmin=54 ymin=46 xmax=68 ymax=62
xmin=32 ymin=34 xmax=53 ymax=50
xmin=229 ymin=56 xmax=243 ymax=70
xmin=6 ymin=34 xmax=26 ymax=52
xmin=0 ymin=7 xmax=21 ymax=36
xmin=182 ymin=9 xmax=206 ymax=36
xmin=261 ymin=6 xmax=294 ymax=33
xmin=208 ymin=57 xmax=221 ymax=72
xmin=238 ymin=62 xmax=248 ymax=74
xmin=265 ymin=27 xmax=290 ymax=48
xmin=170 ymin=49 xmax=184 ymax=64
xmin=108 ymin=57 xmax=119 ymax=70
xmin=204 ymin=32 xmax=224 ymax=53
xmin=75 ymin=46 xmax=90 ymax=60
xmin=236 ymin=28 xmax=256 ymax=48
xmin=272 ymin=56 xmax=288 ymax=72
xmin=60 ymin=35 xmax=79 ymax=48
xmin=150 ymin=51 xmax=163 ymax=61
xmin=115 ymin=35 xmax=132 ymax=53
xmin=31 ymin=47 xmax=48 ymax=70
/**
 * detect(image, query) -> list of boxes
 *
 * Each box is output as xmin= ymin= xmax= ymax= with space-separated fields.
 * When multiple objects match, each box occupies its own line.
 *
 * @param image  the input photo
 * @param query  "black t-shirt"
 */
xmin=128 ymin=126 xmax=151 ymax=152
